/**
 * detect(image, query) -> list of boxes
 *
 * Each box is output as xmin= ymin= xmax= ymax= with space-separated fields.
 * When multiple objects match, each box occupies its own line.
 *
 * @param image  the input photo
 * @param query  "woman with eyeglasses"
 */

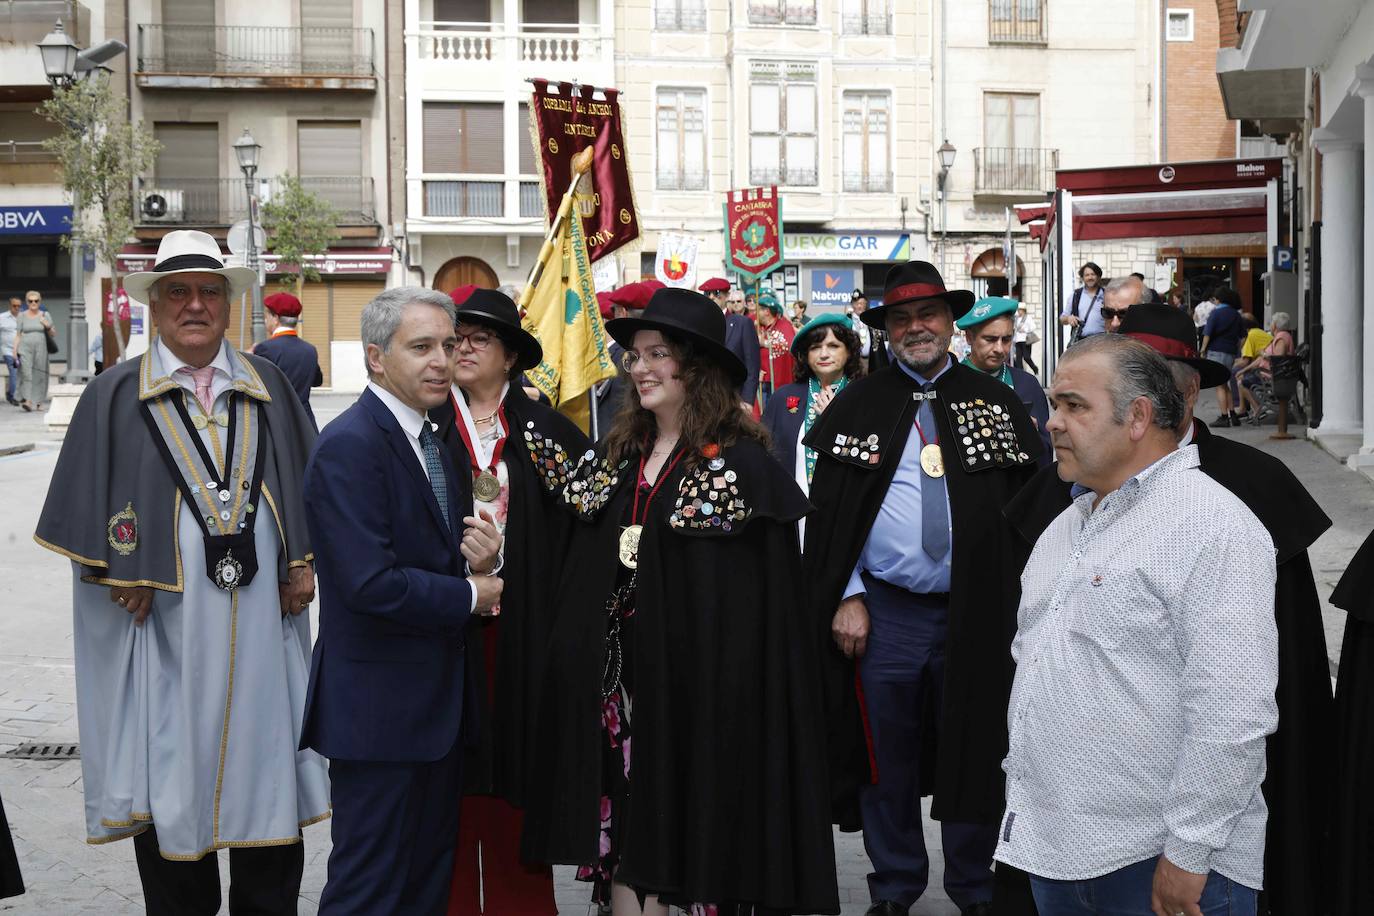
xmin=428 ymin=287 xmax=591 ymax=916
xmin=14 ymin=290 xmax=54 ymax=411
xmin=522 ymin=288 xmax=839 ymax=916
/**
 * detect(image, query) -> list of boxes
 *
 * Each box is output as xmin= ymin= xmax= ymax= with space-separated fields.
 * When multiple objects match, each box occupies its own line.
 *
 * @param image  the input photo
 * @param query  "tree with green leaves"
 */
xmin=260 ymin=175 xmax=341 ymax=300
xmin=41 ymin=76 xmax=159 ymax=362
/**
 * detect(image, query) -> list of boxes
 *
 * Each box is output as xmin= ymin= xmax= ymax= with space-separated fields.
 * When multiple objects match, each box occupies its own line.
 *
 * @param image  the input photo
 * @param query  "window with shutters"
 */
xmin=518 ymin=102 xmax=544 ymax=218
xmin=151 ymin=123 xmax=220 ymax=223
xmin=297 ymin=121 xmax=366 ymax=221
xmin=980 ymin=93 xmax=1044 ymax=191
xmin=989 ymin=0 xmax=1044 ymax=43
xmin=422 ymin=103 xmax=505 ymax=217
xmin=159 ymin=0 xmax=215 ymax=71
xmin=749 ymin=62 xmax=817 ymax=187
xmin=657 ymin=88 xmax=707 ymax=191
xmin=748 ymin=0 xmax=817 ymax=25
xmin=656 ymin=0 xmax=706 ymax=31
xmin=435 ymin=0 xmax=494 ymax=26
xmin=842 ymin=92 xmax=890 ymax=193
xmin=842 ymin=0 xmax=891 ymax=35
xmin=523 ymin=0 xmax=578 ymax=27
xmin=301 ymin=0 xmax=355 ymax=71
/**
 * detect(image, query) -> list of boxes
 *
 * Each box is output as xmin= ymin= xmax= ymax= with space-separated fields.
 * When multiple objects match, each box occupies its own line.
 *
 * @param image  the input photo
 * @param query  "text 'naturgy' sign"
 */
xmin=0 ymin=206 xmax=73 ymax=235
xmin=809 ymin=268 xmax=856 ymax=308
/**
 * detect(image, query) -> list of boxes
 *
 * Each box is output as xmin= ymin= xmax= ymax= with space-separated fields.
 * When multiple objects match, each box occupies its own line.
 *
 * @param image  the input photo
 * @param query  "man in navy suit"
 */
xmin=251 ymin=291 xmax=324 ymax=429
xmin=700 ymin=277 xmax=761 ymax=408
xmin=302 ymin=286 xmax=504 ymax=914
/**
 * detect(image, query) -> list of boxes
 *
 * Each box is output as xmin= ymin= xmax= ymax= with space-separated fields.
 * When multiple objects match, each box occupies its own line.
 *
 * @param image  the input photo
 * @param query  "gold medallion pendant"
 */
xmin=920 ymin=443 xmax=945 ymax=478
xmin=618 ymin=524 xmax=643 ymax=569
xmin=473 ymin=471 xmax=501 ymax=503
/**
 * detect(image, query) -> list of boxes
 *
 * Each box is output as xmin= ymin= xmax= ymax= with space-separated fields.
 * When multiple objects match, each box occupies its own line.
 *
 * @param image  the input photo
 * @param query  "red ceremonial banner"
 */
xmin=723 ymin=187 xmax=784 ymax=282
xmin=529 ymin=80 xmax=639 ymax=262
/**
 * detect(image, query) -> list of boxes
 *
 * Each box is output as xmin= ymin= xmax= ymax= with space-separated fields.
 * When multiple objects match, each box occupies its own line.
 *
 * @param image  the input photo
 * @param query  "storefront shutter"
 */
xmin=299 ymin=280 xmax=332 ymax=386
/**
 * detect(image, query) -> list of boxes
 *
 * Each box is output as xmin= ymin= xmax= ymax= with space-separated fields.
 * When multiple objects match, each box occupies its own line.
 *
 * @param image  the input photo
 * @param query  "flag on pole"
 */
xmin=1004 ymin=207 xmax=1018 ymax=293
xmin=522 ymin=195 xmax=618 ymax=431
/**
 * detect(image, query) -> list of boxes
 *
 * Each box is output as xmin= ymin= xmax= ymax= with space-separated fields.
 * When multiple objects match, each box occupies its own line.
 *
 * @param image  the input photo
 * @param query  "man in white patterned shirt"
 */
xmin=995 ymin=334 xmax=1277 ymax=916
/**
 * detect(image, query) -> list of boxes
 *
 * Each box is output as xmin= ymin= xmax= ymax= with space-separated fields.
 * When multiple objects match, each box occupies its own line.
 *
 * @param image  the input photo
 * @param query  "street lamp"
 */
xmin=936 ymin=140 xmax=957 ymax=268
xmin=233 ymin=129 xmax=267 ymax=344
xmin=37 ymin=20 xmax=126 ymax=384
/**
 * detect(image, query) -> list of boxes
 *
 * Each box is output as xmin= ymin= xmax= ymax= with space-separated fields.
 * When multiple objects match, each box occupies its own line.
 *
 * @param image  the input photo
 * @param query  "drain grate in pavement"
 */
xmin=3 ymin=742 xmax=80 ymax=760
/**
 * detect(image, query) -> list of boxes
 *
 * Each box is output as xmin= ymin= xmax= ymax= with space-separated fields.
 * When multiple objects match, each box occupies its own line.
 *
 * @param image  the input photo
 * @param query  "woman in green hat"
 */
xmin=955 ymin=297 xmax=1052 ymax=465
xmin=761 ymin=312 xmax=865 ymax=496
xmin=754 ymin=292 xmax=795 ymax=410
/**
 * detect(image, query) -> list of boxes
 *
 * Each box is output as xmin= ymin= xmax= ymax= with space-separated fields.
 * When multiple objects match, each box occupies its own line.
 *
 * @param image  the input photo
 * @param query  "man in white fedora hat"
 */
xmin=34 ymin=230 xmax=330 ymax=915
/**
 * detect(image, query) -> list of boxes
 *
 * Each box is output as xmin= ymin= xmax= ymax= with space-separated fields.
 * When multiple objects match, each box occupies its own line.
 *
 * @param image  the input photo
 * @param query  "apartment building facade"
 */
xmin=615 ymin=0 xmax=931 ymax=311
xmin=401 ymin=0 xmax=616 ymax=296
xmin=119 ymin=0 xmax=396 ymax=390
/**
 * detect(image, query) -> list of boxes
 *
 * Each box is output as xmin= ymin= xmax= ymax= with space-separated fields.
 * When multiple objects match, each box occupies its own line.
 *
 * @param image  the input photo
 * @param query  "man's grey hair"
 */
xmin=1103 ymin=274 xmax=1144 ymax=304
xmin=1272 ymin=311 xmax=1291 ymax=330
xmin=1062 ymin=333 xmax=1185 ymax=430
xmin=497 ymin=283 xmax=521 ymax=303
xmin=1168 ymin=360 xmax=1201 ymax=394
xmin=277 ymin=315 xmax=299 ymax=328
xmin=361 ymin=286 xmax=455 ymax=357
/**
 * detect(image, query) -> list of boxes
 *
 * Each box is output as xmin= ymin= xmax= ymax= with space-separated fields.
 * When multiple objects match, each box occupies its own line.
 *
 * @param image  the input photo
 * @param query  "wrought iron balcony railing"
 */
xmin=842 ymin=172 xmax=894 ymax=193
xmin=842 ymin=14 xmax=892 ymax=35
xmin=0 ymin=140 xmax=57 ymax=163
xmin=1 ymin=0 xmax=88 ymax=45
xmin=988 ymin=0 xmax=1045 ymax=43
xmin=655 ymin=6 xmax=707 ymax=30
xmin=749 ymin=166 xmax=818 ymax=187
xmin=657 ymin=170 xmax=707 ymax=191
xmin=136 ymin=176 xmax=376 ymax=226
xmin=137 ymin=24 xmax=375 ymax=77
xmin=973 ymin=147 xmax=1059 ymax=195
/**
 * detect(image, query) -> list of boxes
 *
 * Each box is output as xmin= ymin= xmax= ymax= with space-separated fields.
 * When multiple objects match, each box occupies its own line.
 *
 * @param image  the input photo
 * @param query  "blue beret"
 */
xmin=956 ymin=296 xmax=1019 ymax=330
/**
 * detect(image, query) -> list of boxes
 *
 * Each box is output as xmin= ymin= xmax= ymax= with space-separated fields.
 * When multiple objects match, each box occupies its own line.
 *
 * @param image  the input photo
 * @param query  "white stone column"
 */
xmin=1312 ymin=129 xmax=1363 ymax=436
xmin=1359 ymin=72 xmax=1374 ymax=453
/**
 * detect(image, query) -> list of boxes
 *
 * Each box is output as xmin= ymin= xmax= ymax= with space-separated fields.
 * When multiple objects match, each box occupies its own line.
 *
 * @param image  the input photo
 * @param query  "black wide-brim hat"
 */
xmin=605 ymin=287 xmax=747 ymax=386
xmin=862 ymin=260 xmax=976 ymax=328
xmin=453 ymin=288 xmax=543 ymax=372
xmin=1118 ymin=303 xmax=1231 ymax=389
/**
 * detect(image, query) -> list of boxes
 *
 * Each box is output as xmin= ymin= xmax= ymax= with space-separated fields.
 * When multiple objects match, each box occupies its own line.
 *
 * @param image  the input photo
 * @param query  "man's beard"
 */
xmin=892 ymin=330 xmax=953 ymax=375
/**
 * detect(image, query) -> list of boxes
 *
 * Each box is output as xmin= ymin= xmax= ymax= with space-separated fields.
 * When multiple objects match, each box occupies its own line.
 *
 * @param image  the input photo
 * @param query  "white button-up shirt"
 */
xmin=995 ymin=445 xmax=1278 ymax=889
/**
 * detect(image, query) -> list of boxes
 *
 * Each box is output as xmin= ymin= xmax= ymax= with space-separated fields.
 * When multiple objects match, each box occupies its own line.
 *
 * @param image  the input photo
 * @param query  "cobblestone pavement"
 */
xmin=1 ymin=390 xmax=1368 ymax=915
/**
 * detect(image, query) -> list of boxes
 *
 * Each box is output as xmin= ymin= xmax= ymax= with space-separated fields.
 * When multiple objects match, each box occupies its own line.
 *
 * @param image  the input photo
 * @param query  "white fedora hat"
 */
xmin=123 ymin=230 xmax=257 ymax=305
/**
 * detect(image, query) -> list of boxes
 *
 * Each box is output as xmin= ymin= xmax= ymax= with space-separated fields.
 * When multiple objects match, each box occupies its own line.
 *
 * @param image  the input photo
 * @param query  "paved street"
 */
xmin=1 ymin=389 xmax=1370 ymax=914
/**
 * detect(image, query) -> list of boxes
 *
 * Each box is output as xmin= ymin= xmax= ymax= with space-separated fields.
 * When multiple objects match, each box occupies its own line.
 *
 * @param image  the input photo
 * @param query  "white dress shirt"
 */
xmin=367 ymin=380 xmax=431 ymax=479
xmin=996 ymin=445 xmax=1277 ymax=888
xmin=158 ymin=338 xmax=234 ymax=408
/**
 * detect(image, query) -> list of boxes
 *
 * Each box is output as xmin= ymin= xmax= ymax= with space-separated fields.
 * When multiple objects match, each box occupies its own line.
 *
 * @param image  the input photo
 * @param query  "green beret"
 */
xmin=956 ymin=296 xmax=1019 ymax=330
xmin=757 ymin=292 xmax=784 ymax=314
xmin=791 ymin=312 xmax=854 ymax=357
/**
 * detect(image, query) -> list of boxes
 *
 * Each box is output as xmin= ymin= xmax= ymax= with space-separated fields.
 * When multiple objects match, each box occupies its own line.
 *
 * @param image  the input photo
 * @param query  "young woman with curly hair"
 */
xmin=522 ymin=288 xmax=840 ymax=916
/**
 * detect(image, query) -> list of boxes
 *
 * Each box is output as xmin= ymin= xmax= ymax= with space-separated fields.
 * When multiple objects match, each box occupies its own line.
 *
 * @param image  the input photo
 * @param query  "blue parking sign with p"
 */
xmin=1273 ymin=246 xmax=1294 ymax=272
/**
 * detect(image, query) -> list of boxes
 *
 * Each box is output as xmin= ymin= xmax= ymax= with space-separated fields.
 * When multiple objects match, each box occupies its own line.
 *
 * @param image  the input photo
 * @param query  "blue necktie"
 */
xmin=919 ymin=384 xmax=950 ymax=562
xmin=418 ymin=424 xmax=451 ymax=530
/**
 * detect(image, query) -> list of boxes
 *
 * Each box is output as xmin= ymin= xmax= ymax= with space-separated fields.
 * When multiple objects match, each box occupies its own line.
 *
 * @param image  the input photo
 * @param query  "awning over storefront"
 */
xmin=117 ymin=245 xmax=393 ymax=275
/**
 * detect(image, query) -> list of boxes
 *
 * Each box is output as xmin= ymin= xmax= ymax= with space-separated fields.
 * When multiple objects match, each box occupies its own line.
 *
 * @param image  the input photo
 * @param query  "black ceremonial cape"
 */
xmin=1000 ymin=420 xmax=1334 ymax=916
xmin=0 ymin=790 xmax=20 ymax=900
xmin=430 ymin=385 xmax=590 ymax=804
xmin=1328 ymin=526 xmax=1374 ymax=916
xmin=803 ymin=360 xmax=1041 ymax=828
xmin=521 ymin=439 xmax=840 ymax=914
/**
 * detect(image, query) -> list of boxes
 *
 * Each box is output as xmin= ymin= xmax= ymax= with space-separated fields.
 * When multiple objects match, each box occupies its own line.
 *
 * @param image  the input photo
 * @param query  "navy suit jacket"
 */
xmin=724 ymin=312 xmax=761 ymax=403
xmin=301 ymin=387 xmax=475 ymax=763
xmin=253 ymin=333 xmax=322 ymax=429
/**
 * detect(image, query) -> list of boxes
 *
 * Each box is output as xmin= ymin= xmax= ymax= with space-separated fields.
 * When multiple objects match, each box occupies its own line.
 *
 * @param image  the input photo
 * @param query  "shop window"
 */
xmin=842 ymin=92 xmax=891 ymax=193
xmin=657 ymin=88 xmax=708 ymax=191
xmin=749 ymin=61 xmax=817 ymax=187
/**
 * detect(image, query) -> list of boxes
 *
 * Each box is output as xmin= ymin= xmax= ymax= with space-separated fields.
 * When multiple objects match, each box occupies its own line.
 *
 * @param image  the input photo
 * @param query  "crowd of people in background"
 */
xmin=0 ymin=291 xmax=56 ymax=411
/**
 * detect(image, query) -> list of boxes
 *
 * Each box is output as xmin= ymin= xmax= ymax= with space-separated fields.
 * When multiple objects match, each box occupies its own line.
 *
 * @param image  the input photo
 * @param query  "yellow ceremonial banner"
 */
xmin=521 ymin=200 xmax=617 ymax=432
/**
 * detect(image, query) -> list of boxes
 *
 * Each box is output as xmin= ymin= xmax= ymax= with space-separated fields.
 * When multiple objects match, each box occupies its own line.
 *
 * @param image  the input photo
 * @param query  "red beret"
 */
xmin=448 ymin=284 xmax=479 ymax=307
xmin=596 ymin=291 xmax=615 ymax=319
xmin=263 ymin=291 xmax=301 ymax=317
xmin=608 ymin=280 xmax=665 ymax=312
xmin=698 ymin=277 xmax=731 ymax=293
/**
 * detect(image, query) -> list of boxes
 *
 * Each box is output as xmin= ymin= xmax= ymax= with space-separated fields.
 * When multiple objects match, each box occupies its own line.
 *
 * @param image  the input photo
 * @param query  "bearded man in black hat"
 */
xmin=803 ymin=261 xmax=1042 ymax=916
xmin=997 ymin=303 xmax=1334 ymax=916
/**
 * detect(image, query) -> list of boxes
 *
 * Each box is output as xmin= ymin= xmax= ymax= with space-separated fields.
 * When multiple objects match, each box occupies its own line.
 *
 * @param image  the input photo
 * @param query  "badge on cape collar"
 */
xmin=563 ymin=450 xmax=628 ymax=520
xmin=668 ymin=455 xmax=749 ymax=532
xmin=522 ymin=419 xmax=578 ymax=494
xmin=945 ymin=397 xmax=1032 ymax=471
xmin=828 ymin=431 xmax=883 ymax=467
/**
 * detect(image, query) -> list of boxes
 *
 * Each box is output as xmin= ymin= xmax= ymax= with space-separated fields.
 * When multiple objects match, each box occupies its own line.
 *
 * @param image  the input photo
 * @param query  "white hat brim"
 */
xmin=123 ymin=266 xmax=258 ymax=305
